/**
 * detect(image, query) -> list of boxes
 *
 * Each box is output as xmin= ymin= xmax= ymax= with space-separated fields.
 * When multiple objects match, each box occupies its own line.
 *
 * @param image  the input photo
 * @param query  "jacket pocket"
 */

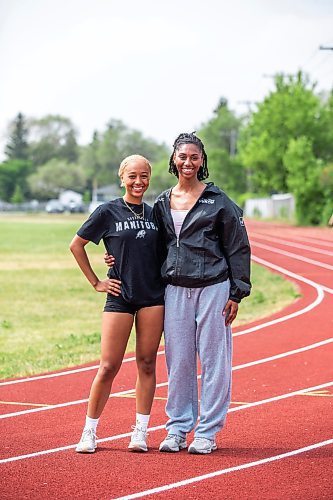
xmin=179 ymin=248 xmax=205 ymax=278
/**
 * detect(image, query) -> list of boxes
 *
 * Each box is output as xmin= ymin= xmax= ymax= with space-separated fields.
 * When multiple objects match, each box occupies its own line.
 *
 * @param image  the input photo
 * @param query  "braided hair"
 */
xmin=168 ymin=132 xmax=209 ymax=180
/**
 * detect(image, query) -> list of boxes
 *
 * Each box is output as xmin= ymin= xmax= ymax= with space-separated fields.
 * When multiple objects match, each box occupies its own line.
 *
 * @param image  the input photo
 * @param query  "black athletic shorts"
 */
xmin=104 ymin=293 xmax=164 ymax=315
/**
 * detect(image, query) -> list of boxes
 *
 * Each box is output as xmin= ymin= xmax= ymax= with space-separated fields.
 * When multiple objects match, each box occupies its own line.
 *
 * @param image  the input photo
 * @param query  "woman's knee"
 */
xmin=136 ymin=355 xmax=156 ymax=376
xmin=97 ymin=361 xmax=120 ymax=382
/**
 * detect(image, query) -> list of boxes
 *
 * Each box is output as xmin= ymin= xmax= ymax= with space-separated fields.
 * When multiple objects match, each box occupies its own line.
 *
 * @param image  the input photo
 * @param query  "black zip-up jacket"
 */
xmin=153 ymin=182 xmax=251 ymax=303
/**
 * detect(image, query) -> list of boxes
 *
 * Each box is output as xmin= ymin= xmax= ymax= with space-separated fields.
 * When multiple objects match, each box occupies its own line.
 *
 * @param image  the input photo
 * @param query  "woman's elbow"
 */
xmin=69 ymin=237 xmax=80 ymax=254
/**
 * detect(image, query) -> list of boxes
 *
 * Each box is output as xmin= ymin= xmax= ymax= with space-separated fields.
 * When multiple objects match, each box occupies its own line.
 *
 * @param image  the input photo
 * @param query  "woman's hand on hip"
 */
xmin=223 ymin=299 xmax=238 ymax=326
xmin=94 ymin=278 xmax=121 ymax=295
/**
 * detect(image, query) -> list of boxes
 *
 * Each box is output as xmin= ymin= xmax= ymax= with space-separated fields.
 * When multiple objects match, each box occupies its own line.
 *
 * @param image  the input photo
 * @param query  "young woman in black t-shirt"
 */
xmin=70 ymin=155 xmax=165 ymax=453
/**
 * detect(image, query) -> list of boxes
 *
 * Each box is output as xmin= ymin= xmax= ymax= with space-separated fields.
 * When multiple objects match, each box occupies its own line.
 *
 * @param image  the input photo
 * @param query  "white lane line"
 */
xmin=252 ymin=232 xmax=333 ymax=248
xmin=251 ymin=241 xmax=333 ymax=271
xmin=112 ymin=438 xmax=333 ymax=500
xmin=250 ymin=232 xmax=333 ymax=256
xmin=235 ymin=255 xmax=327 ymax=337
xmin=0 ymin=364 xmax=102 ymax=386
xmin=232 ymin=337 xmax=333 ymax=371
xmin=1 ymin=251 xmax=328 ymax=388
xmin=251 ymin=254 xmax=333 ymax=295
xmin=0 ymin=382 xmax=152 ymax=419
xmin=2 ymin=333 xmax=331 ymax=420
xmin=0 ymin=383 xmax=163 ymax=420
xmin=1 ymin=381 xmax=332 ymax=464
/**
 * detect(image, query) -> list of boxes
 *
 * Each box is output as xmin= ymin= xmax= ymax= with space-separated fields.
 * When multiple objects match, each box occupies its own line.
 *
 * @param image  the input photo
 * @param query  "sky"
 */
xmin=0 ymin=0 xmax=333 ymax=159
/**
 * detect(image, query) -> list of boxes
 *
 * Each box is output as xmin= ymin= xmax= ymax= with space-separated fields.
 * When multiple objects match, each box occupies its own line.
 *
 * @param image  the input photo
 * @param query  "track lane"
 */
xmin=247 ymin=220 xmax=333 ymax=244
xmin=249 ymin=231 xmax=333 ymax=257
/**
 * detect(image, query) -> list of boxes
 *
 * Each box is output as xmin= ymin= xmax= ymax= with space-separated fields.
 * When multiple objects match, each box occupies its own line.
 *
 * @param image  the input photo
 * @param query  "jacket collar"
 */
xmin=163 ymin=182 xmax=220 ymax=199
xmin=204 ymin=182 xmax=221 ymax=195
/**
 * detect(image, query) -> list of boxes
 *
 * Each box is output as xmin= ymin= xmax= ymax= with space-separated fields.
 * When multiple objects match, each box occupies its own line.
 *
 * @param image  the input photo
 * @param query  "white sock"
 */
xmin=136 ymin=413 xmax=150 ymax=431
xmin=85 ymin=415 xmax=99 ymax=432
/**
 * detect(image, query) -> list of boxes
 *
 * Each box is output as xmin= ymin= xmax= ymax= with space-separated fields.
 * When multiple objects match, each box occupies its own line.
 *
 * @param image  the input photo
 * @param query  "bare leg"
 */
xmin=87 ymin=312 xmax=134 ymax=418
xmin=135 ymin=305 xmax=164 ymax=415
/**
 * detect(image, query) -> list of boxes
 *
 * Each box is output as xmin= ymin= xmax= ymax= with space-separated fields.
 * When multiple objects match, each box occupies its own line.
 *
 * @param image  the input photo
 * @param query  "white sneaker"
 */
xmin=159 ymin=434 xmax=187 ymax=452
xmin=128 ymin=425 xmax=148 ymax=452
xmin=188 ymin=437 xmax=217 ymax=454
xmin=75 ymin=428 xmax=97 ymax=453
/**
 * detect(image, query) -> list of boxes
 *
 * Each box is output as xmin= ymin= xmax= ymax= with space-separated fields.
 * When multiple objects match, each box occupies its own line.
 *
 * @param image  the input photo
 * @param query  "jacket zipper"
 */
xmin=168 ymin=185 xmax=209 ymax=276
xmin=175 ymin=235 xmax=180 ymax=274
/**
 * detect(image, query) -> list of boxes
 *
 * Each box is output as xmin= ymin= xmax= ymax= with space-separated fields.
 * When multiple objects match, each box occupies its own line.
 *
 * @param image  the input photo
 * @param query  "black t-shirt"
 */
xmin=77 ymin=198 xmax=165 ymax=305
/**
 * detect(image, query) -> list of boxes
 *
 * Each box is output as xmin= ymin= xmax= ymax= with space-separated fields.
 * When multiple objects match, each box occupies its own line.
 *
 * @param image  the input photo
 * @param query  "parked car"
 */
xmin=65 ymin=201 xmax=85 ymax=213
xmin=0 ymin=200 xmax=12 ymax=211
xmin=45 ymin=199 xmax=65 ymax=213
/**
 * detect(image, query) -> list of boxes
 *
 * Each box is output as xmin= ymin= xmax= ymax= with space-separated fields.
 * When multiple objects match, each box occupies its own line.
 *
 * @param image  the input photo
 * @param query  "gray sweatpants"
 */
xmin=164 ymin=281 xmax=232 ymax=440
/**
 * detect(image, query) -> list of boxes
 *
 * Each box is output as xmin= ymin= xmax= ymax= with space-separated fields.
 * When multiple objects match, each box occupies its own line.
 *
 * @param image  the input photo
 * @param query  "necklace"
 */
xmin=123 ymin=198 xmax=145 ymax=220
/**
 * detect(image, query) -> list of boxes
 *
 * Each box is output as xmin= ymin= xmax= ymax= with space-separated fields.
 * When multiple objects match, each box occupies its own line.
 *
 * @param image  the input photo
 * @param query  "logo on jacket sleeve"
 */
xmin=199 ymin=198 xmax=215 ymax=204
xmin=239 ymin=217 xmax=245 ymax=226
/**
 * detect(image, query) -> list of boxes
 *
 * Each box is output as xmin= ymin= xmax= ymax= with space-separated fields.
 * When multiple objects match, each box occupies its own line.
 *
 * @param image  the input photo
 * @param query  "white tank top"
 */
xmin=171 ymin=209 xmax=189 ymax=238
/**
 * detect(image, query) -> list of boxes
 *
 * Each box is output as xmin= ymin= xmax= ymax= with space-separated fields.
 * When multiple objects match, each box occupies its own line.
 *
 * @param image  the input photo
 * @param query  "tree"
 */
xmin=147 ymin=155 xmax=172 ymax=199
xmin=28 ymin=115 xmax=79 ymax=166
xmin=238 ymin=72 xmax=325 ymax=193
xmin=207 ymin=150 xmax=247 ymax=201
xmin=198 ymin=98 xmax=247 ymax=198
xmin=5 ymin=112 xmax=29 ymax=160
xmin=28 ymin=159 xmax=87 ymax=199
xmin=199 ymin=97 xmax=242 ymax=156
xmin=79 ymin=131 xmax=103 ymax=199
xmin=318 ymin=90 xmax=333 ymax=161
xmin=0 ymin=159 xmax=34 ymax=201
xmin=237 ymin=71 xmax=333 ymax=224
xmin=11 ymin=185 xmax=24 ymax=204
xmin=80 ymin=119 xmax=168 ymax=193
xmin=284 ymin=137 xmax=324 ymax=225
xmin=319 ymin=162 xmax=333 ymax=225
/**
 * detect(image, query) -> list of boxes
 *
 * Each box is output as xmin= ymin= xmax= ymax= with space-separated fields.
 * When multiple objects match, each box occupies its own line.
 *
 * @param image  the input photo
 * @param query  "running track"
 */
xmin=1 ymin=220 xmax=332 ymax=499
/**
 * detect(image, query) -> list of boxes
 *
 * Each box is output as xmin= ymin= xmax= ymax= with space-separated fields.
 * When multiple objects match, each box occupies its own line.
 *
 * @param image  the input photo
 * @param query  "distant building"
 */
xmin=244 ymin=193 xmax=295 ymax=219
xmin=59 ymin=190 xmax=83 ymax=206
xmin=94 ymin=184 xmax=121 ymax=202
xmin=89 ymin=184 xmax=122 ymax=213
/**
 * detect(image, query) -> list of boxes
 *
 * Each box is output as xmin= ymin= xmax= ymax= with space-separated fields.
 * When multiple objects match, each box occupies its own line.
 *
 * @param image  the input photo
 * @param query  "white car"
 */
xmin=45 ymin=199 xmax=65 ymax=213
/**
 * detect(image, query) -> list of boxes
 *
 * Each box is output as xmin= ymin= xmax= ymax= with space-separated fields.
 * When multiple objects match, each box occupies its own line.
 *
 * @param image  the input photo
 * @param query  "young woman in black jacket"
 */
xmin=155 ymin=133 xmax=251 ymax=454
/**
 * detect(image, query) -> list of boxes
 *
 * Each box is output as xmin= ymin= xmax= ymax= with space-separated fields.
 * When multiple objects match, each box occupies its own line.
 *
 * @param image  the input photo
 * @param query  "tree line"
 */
xmin=1 ymin=70 xmax=333 ymax=225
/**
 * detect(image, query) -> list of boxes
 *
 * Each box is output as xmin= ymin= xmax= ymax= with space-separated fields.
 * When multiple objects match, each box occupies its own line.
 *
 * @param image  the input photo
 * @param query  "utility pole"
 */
xmin=220 ymin=130 xmax=238 ymax=157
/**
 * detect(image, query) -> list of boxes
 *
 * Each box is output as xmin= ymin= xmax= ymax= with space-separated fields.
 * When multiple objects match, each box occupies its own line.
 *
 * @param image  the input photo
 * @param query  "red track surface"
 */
xmin=1 ymin=220 xmax=333 ymax=499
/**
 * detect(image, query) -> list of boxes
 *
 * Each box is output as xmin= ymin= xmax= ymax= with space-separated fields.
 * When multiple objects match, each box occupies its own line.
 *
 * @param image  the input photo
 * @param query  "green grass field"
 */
xmin=0 ymin=213 xmax=300 ymax=379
